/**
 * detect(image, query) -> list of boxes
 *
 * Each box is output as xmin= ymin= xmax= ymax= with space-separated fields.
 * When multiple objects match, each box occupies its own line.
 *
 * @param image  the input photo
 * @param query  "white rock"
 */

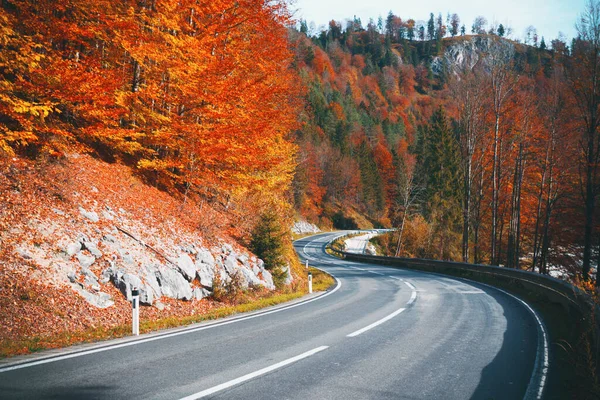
xmin=66 ymin=242 xmax=82 ymax=256
xmin=76 ymin=253 xmax=95 ymax=269
xmin=73 ymin=285 xmax=114 ymax=308
xmin=223 ymin=254 xmax=239 ymax=274
xmin=102 ymin=234 xmax=117 ymax=244
xmin=260 ymin=268 xmax=275 ymax=290
xmin=83 ymin=241 xmax=103 ymax=257
xmin=238 ymin=266 xmax=263 ymax=288
xmin=291 ymin=220 xmax=321 ymax=234
xmin=111 ymin=271 xmax=142 ymax=301
xmin=176 ymin=253 xmax=196 ymax=281
xmin=195 ymin=262 xmax=215 ymax=288
xmin=283 ymin=265 xmax=293 ymax=285
xmin=79 ymin=207 xmax=99 ymax=222
xmin=196 ymin=248 xmax=215 ymax=266
xmin=193 ymin=287 xmax=211 ymax=300
xmin=156 ymin=267 xmax=193 ymax=300
xmin=143 ymin=265 xmax=162 ymax=299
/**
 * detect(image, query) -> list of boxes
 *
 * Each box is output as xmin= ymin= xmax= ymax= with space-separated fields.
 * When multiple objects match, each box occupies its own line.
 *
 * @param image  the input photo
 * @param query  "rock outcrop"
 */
xmin=431 ymin=36 xmax=516 ymax=77
xmin=291 ymin=220 xmax=320 ymax=234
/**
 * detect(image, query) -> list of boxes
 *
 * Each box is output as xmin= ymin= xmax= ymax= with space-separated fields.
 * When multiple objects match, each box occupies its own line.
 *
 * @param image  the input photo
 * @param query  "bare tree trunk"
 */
xmin=532 ymin=141 xmax=550 ymax=271
xmin=394 ymin=210 xmax=408 ymax=257
xmin=491 ymin=115 xmax=500 ymax=265
xmin=462 ymin=156 xmax=471 ymax=262
xmin=473 ymin=167 xmax=485 ymax=264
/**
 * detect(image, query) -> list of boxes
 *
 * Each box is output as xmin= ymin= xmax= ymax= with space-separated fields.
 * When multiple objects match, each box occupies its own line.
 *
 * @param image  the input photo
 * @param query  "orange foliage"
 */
xmin=1 ymin=0 xmax=300 ymax=203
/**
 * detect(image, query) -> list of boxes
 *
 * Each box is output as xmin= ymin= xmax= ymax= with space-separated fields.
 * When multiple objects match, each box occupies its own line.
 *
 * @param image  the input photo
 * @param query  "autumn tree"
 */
xmin=570 ymin=0 xmax=600 ymax=283
xmin=451 ymin=68 xmax=488 ymax=262
xmin=488 ymin=41 xmax=519 ymax=265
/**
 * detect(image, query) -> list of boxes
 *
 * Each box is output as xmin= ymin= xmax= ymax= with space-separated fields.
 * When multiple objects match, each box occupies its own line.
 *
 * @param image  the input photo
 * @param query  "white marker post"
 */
xmin=308 ymin=272 xmax=313 ymax=294
xmin=132 ymin=288 xmax=140 ymax=336
xmin=305 ymin=260 xmax=308 ymax=269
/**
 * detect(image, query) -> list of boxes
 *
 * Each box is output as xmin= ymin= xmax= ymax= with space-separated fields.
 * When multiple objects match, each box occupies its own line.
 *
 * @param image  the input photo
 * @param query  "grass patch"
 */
xmin=0 ymin=269 xmax=336 ymax=359
xmin=309 ymin=267 xmax=336 ymax=292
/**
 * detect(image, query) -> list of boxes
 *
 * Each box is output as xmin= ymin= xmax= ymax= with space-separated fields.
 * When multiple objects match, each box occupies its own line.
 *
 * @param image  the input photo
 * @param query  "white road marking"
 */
xmin=468 ymin=281 xmax=549 ymax=400
xmin=0 ymin=277 xmax=342 ymax=374
xmin=179 ymin=346 xmax=329 ymax=400
xmin=404 ymin=281 xmax=416 ymax=290
xmin=347 ymin=307 xmax=407 ymax=337
xmin=407 ymin=290 xmax=417 ymax=305
xmin=367 ymin=270 xmax=386 ymax=276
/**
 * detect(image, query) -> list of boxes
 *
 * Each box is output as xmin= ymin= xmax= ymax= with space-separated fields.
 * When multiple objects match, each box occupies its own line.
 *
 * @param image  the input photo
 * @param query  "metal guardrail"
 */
xmin=323 ymin=232 xmax=600 ymax=389
xmin=339 ymin=251 xmax=600 ymax=363
xmin=341 ymin=252 xmax=596 ymax=314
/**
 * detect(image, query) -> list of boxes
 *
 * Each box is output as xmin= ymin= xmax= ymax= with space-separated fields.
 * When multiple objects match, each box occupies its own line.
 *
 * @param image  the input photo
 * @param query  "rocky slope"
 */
xmin=0 ymin=153 xmax=291 ymax=348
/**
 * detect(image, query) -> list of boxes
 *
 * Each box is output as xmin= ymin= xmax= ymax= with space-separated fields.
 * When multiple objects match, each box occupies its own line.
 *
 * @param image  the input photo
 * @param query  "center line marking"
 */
xmin=347 ymin=307 xmax=407 ymax=337
xmin=179 ymin=346 xmax=329 ymax=400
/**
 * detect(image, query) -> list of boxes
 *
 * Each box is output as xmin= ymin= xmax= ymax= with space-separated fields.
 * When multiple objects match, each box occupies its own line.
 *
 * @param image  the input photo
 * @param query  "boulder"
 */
xmin=143 ymin=265 xmax=162 ymax=299
xmin=73 ymin=285 xmax=114 ymax=308
xmin=176 ymin=253 xmax=196 ymax=281
xmin=79 ymin=207 xmax=99 ymax=222
xmin=237 ymin=254 xmax=250 ymax=267
xmin=156 ymin=267 xmax=193 ymax=300
xmin=238 ymin=266 xmax=263 ymax=288
xmin=195 ymin=262 xmax=215 ymax=288
xmin=81 ymin=268 xmax=99 ymax=287
xmin=139 ymin=283 xmax=155 ymax=305
xmin=111 ymin=271 xmax=142 ymax=301
xmin=193 ymin=287 xmax=211 ymax=300
xmin=283 ymin=265 xmax=293 ymax=285
xmin=66 ymin=242 xmax=82 ymax=256
xmin=223 ymin=254 xmax=239 ymax=274
xmin=291 ymin=220 xmax=321 ymax=234
xmin=260 ymin=268 xmax=275 ymax=290
xmin=196 ymin=248 xmax=215 ymax=266
xmin=83 ymin=241 xmax=103 ymax=257
xmin=100 ymin=265 xmax=114 ymax=284
xmin=76 ymin=253 xmax=95 ymax=269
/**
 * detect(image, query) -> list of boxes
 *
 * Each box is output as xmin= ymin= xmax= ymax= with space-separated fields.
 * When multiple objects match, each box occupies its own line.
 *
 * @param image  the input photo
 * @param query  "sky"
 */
xmin=291 ymin=0 xmax=586 ymax=44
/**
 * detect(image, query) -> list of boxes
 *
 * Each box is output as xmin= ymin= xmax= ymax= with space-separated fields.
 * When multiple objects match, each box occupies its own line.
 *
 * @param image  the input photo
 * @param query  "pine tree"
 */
xmin=420 ymin=108 xmax=463 ymax=259
xmin=250 ymin=211 xmax=286 ymax=273
xmin=497 ymin=24 xmax=505 ymax=37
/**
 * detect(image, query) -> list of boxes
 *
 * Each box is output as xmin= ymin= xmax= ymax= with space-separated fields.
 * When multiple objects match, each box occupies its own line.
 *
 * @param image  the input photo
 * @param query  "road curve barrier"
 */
xmin=338 ymin=250 xmax=600 ymax=383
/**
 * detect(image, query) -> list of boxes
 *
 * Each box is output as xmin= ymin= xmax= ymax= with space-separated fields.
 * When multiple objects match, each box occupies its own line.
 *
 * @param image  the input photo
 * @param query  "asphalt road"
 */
xmin=0 ymin=232 xmax=544 ymax=399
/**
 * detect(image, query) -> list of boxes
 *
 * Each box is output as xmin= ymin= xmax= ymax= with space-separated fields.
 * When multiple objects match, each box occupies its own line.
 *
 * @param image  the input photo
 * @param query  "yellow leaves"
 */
xmin=12 ymin=102 xmax=53 ymax=119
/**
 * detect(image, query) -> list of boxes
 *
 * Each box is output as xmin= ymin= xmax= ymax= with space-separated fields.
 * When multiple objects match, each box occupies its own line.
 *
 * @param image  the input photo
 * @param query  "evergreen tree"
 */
xmin=497 ymin=24 xmax=505 ymax=37
xmin=540 ymin=36 xmax=547 ymax=50
xmin=427 ymin=13 xmax=435 ymax=40
xmin=419 ymin=108 xmax=463 ymax=259
xmin=461 ymin=24 xmax=466 ymax=36
xmin=300 ymin=19 xmax=308 ymax=34
xmin=250 ymin=211 xmax=287 ymax=275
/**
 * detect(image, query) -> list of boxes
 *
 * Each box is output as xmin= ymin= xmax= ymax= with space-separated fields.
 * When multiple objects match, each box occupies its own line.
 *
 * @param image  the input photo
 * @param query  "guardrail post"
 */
xmin=132 ymin=287 xmax=140 ymax=336
xmin=308 ymin=272 xmax=313 ymax=294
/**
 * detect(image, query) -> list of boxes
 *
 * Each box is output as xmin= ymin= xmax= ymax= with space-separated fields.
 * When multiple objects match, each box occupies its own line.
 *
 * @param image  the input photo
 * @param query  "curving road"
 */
xmin=0 ymin=232 xmax=544 ymax=399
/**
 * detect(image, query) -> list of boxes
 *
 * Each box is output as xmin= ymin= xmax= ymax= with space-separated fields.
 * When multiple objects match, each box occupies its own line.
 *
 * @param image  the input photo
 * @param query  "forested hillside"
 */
xmin=291 ymin=11 xmax=599 ymax=287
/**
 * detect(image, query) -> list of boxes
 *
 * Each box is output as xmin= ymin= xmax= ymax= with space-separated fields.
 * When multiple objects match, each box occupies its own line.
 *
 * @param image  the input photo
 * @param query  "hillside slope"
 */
xmin=0 ymin=153 xmax=290 ymax=354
